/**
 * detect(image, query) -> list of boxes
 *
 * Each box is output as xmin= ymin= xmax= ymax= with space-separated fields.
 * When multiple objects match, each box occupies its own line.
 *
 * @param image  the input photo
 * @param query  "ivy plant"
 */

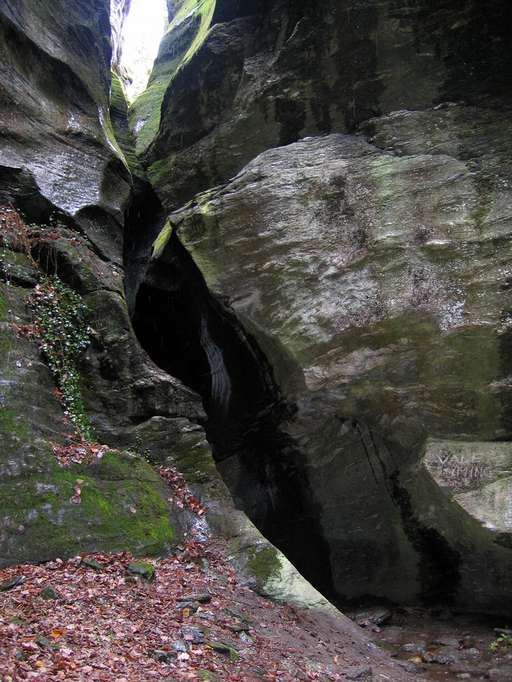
xmin=30 ymin=276 xmax=94 ymax=440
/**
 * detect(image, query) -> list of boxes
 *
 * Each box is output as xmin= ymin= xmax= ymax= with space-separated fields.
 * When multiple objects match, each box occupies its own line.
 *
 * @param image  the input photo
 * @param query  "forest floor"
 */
xmin=0 ymin=460 xmax=416 ymax=682
xmin=0 ymin=537 xmax=413 ymax=682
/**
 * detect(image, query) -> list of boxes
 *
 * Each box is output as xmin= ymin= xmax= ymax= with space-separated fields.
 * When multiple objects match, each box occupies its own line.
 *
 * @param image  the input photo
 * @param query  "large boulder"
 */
xmin=148 ymin=101 xmax=512 ymax=613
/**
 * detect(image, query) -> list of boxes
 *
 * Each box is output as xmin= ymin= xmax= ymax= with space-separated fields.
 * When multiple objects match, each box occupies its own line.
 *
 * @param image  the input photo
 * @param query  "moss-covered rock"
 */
xmin=127 ymin=561 xmax=156 ymax=580
xmin=246 ymin=546 xmax=281 ymax=585
xmin=0 ymin=453 xmax=175 ymax=565
xmin=0 ymin=278 xmax=177 ymax=567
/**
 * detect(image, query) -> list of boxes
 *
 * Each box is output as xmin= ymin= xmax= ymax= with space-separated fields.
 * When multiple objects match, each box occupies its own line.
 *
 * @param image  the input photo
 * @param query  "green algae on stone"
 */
xmin=152 ymin=220 xmax=174 ymax=259
xmin=206 ymin=640 xmax=240 ymax=662
xmin=0 ymin=451 xmax=175 ymax=566
xmin=109 ymin=71 xmax=141 ymax=176
xmin=127 ymin=561 xmax=156 ymax=581
xmin=99 ymin=106 xmax=131 ymax=175
xmin=0 ymin=407 xmax=30 ymax=441
xmin=246 ymin=546 xmax=281 ymax=585
xmin=39 ymin=586 xmax=62 ymax=600
xmin=0 ymin=290 xmax=7 ymax=321
xmin=81 ymin=557 xmax=103 ymax=571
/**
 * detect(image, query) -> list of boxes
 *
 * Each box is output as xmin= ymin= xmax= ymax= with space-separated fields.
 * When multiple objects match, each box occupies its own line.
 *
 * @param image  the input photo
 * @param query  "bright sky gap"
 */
xmin=120 ymin=0 xmax=168 ymax=101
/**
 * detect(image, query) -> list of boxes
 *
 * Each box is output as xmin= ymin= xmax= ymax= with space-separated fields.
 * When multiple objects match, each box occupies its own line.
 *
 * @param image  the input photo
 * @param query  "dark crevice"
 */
xmin=390 ymin=472 xmax=462 ymax=606
xmin=123 ymin=178 xmax=165 ymax=315
xmin=131 ymin=230 xmax=336 ymax=601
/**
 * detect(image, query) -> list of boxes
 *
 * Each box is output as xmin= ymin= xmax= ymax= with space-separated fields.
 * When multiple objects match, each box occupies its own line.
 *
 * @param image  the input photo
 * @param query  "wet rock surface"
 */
xmin=362 ymin=607 xmax=512 ymax=681
xmin=0 ymin=0 xmax=130 ymax=254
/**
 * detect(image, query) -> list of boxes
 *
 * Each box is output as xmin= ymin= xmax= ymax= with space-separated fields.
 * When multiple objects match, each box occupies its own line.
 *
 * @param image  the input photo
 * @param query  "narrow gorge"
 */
xmin=1 ymin=0 xmax=512 ymax=680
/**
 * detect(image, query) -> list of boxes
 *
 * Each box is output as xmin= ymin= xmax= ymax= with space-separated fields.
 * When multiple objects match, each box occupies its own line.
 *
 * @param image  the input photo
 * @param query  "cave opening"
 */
xmin=132 ymin=231 xmax=336 ymax=601
xmin=115 ymin=0 xmax=168 ymax=102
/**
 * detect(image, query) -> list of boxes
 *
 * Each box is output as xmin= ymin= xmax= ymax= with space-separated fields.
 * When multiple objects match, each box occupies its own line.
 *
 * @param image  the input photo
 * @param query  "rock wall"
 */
xmin=144 ymin=0 xmax=512 ymax=209
xmin=0 ymin=0 xmax=200 ymax=564
xmin=143 ymin=0 xmax=512 ymax=614
xmin=2 ymin=0 xmax=512 ymax=621
xmin=0 ymin=0 xmax=339 ymax=624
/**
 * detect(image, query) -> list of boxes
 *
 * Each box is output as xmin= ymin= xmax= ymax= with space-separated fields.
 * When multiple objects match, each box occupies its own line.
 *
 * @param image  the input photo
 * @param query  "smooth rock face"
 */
xmin=0 ymin=0 xmax=130 ymax=257
xmin=172 ymin=108 xmax=512 ymax=446
xmin=145 ymin=0 xmax=512 ymax=210
xmin=150 ymin=103 xmax=512 ymax=612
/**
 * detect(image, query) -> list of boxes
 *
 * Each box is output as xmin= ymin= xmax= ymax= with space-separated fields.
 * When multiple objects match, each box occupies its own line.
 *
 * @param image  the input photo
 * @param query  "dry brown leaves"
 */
xmin=158 ymin=466 xmax=207 ymax=517
xmin=0 ymin=539 xmax=347 ymax=682
xmin=0 ymin=452 xmax=347 ymax=680
xmin=0 ymin=204 xmax=83 ymax=259
xmin=11 ymin=323 xmax=41 ymax=340
xmin=0 ymin=205 xmax=33 ymax=254
xmin=49 ymin=439 xmax=111 ymax=467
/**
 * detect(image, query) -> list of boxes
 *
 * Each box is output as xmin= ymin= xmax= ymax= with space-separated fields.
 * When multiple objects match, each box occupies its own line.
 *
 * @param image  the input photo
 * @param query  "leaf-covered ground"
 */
xmin=0 ymin=458 xmax=413 ymax=682
xmin=0 ymin=539 xmax=372 ymax=682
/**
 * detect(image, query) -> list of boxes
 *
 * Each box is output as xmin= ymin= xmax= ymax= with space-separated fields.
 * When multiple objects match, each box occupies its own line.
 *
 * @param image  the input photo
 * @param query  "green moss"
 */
xmin=128 ymin=561 xmax=156 ymax=580
xmin=110 ymin=71 xmax=128 ymax=117
xmin=0 ymin=328 xmax=11 ymax=367
xmin=130 ymin=80 xmax=170 ymax=157
xmin=246 ymin=546 xmax=281 ymax=584
xmin=179 ymin=0 xmax=215 ymax=68
xmin=152 ymin=220 xmax=174 ymax=259
xmin=0 ymin=291 xmax=6 ymax=321
xmin=0 ymin=451 xmax=174 ymax=564
xmin=99 ymin=106 xmax=130 ymax=174
xmin=172 ymin=441 xmax=218 ymax=486
xmin=198 ymin=672 xmax=220 ymax=682
xmin=0 ymin=248 xmax=34 ymax=269
xmin=147 ymin=158 xmax=170 ymax=186
xmin=0 ymin=407 xmax=29 ymax=440
xmin=110 ymin=71 xmax=140 ymax=175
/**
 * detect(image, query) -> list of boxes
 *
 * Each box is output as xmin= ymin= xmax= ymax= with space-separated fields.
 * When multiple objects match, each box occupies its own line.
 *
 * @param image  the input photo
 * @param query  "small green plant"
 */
xmin=30 ymin=276 xmax=93 ymax=440
xmin=490 ymin=632 xmax=512 ymax=652
xmin=133 ymin=432 xmax=153 ymax=463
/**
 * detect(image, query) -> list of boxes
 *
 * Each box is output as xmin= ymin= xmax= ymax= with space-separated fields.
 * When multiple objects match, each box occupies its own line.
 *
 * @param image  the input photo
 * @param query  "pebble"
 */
xmin=181 ymin=592 xmax=211 ymax=603
xmin=127 ymin=562 xmax=155 ymax=581
xmin=172 ymin=639 xmax=188 ymax=653
xmin=206 ymin=640 xmax=240 ymax=661
xmin=181 ymin=626 xmax=205 ymax=644
xmin=81 ymin=558 xmax=103 ymax=571
xmin=39 ymin=586 xmax=62 ymax=600
xmin=402 ymin=642 xmax=426 ymax=654
xmin=346 ymin=666 xmax=372 ymax=680
xmin=0 ymin=576 xmax=24 ymax=591
xmin=152 ymin=649 xmax=174 ymax=663
xmin=354 ymin=608 xmax=391 ymax=628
